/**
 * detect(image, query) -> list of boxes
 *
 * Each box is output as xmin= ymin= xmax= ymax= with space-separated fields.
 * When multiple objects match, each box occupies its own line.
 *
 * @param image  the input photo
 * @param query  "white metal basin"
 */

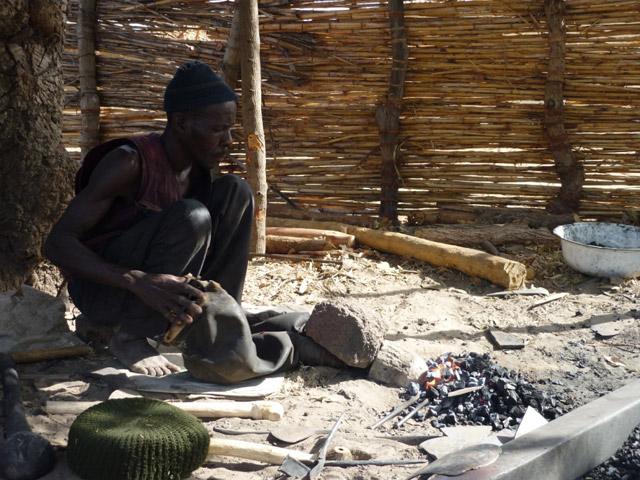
xmin=552 ymin=222 xmax=640 ymax=278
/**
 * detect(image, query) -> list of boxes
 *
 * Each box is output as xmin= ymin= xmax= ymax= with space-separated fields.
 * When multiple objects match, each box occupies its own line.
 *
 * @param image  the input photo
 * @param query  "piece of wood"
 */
xmin=268 ymin=206 xmax=376 ymax=228
xmin=208 ymin=437 xmax=314 ymax=464
xmin=346 ymin=226 xmax=527 ymax=290
xmin=46 ymin=399 xmax=284 ymax=421
xmin=268 ymin=218 xmax=527 ymax=289
xmin=376 ymin=0 xmax=408 ymax=224
xmin=265 ymin=227 xmax=355 ymax=247
xmin=10 ymin=345 xmax=92 ymax=364
xmin=239 ymin=0 xmax=267 ymax=254
xmin=415 ymin=224 xmax=559 ymax=248
xmin=268 ymin=217 xmax=351 ymax=233
xmin=527 ymin=292 xmax=568 ymax=310
xmin=266 ymin=235 xmax=333 ymax=254
xmin=544 ymin=0 xmax=584 ymax=213
xmin=250 ymin=253 xmax=342 ymax=264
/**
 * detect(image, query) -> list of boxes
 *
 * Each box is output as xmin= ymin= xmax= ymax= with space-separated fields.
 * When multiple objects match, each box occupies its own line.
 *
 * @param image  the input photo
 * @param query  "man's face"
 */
xmin=180 ymin=101 xmax=237 ymax=169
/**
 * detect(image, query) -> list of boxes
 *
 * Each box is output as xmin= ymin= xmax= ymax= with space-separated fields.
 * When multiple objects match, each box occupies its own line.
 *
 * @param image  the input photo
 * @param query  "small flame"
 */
xmin=421 ymin=357 xmax=460 ymax=389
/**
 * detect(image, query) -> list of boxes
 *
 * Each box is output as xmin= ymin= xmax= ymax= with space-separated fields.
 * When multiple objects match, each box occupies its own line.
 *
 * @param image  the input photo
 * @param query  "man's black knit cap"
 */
xmin=163 ymin=60 xmax=238 ymax=113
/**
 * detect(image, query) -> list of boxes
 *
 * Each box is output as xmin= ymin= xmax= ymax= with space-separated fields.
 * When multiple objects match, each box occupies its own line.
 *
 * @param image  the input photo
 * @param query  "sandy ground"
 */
xmin=9 ymin=241 xmax=640 ymax=480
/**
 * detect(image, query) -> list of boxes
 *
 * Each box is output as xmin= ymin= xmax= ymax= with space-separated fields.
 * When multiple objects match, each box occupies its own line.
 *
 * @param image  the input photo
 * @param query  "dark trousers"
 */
xmin=69 ymin=174 xmax=254 ymax=339
xmin=68 ymin=174 xmax=331 ymax=383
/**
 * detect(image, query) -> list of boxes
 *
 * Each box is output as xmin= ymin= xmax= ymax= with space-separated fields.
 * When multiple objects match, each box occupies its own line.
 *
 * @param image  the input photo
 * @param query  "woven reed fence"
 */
xmin=62 ymin=0 xmax=640 ymax=221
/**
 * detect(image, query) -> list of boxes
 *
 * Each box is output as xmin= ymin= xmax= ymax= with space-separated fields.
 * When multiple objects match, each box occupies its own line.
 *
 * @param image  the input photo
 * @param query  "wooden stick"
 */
xmin=265 ymin=227 xmax=355 ymax=247
xmin=266 ymin=235 xmax=334 ymax=254
xmin=250 ymin=253 xmax=342 ymax=264
xmin=208 ymin=437 xmax=314 ymax=464
xmin=46 ymin=399 xmax=285 ymax=421
xmin=10 ymin=345 xmax=92 ymax=364
xmin=49 ymin=435 xmax=314 ymax=464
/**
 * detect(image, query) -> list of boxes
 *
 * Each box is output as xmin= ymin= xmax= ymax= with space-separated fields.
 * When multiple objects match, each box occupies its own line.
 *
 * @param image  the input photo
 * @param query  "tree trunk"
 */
xmin=544 ymin=0 xmax=584 ymax=213
xmin=0 ymin=0 xmax=75 ymax=292
xmin=238 ymin=0 xmax=267 ymax=254
xmin=376 ymin=0 xmax=408 ymax=225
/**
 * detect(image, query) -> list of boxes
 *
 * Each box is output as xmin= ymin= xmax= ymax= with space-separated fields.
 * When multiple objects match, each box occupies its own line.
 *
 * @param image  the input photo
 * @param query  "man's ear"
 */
xmin=172 ymin=112 xmax=190 ymax=133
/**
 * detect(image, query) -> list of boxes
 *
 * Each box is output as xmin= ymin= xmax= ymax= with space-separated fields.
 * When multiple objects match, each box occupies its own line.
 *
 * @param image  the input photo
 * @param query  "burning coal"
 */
xmin=401 ymin=352 xmax=566 ymax=430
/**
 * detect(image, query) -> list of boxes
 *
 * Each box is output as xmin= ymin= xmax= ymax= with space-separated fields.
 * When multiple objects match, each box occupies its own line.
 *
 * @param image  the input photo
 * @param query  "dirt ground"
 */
xmin=12 ymin=239 xmax=640 ymax=480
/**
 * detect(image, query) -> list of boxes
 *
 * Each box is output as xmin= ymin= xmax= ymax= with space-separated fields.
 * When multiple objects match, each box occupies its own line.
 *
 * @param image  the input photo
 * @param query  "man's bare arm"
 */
xmin=45 ymin=146 xmax=203 ymax=323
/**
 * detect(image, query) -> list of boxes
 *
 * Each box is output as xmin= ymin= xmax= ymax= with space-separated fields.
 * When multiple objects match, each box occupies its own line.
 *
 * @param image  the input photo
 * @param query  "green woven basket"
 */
xmin=67 ymin=398 xmax=209 ymax=480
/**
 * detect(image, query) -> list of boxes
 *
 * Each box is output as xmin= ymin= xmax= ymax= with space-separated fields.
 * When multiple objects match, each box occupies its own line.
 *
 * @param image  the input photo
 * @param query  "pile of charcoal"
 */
xmin=400 ymin=352 xmax=567 ymax=430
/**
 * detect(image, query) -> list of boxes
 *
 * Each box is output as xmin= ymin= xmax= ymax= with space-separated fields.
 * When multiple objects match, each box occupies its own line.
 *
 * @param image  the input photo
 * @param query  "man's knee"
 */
xmin=213 ymin=174 xmax=254 ymax=210
xmin=165 ymin=198 xmax=212 ymax=236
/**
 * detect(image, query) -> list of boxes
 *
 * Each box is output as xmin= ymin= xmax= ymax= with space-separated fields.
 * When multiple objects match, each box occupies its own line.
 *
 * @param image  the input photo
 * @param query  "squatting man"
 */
xmin=45 ymin=60 xmax=341 ymax=384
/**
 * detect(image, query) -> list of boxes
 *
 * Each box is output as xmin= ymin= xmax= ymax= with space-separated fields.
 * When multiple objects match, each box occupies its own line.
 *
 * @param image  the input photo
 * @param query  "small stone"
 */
xmin=368 ymin=342 xmax=427 ymax=387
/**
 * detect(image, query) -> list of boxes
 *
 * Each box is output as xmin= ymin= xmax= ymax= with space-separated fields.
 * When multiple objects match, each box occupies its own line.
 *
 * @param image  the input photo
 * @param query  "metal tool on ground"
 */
xmin=305 ymin=411 xmax=347 ymax=480
xmin=405 ymin=443 xmax=502 ymax=479
xmin=368 ymin=393 xmax=420 ymax=429
xmin=395 ymin=396 xmax=430 ymax=428
xmin=395 ymin=385 xmax=484 ymax=429
xmin=278 ymin=456 xmax=431 ymax=478
xmin=279 ymin=455 xmax=311 ymax=478
xmin=271 ymin=426 xmax=330 ymax=444
xmin=0 ymin=353 xmax=56 ymax=480
xmin=213 ymin=425 xmax=329 ymax=445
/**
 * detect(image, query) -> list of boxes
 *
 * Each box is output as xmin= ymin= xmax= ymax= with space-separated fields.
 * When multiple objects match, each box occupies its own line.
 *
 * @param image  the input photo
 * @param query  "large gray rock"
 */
xmin=368 ymin=342 xmax=427 ymax=387
xmin=304 ymin=298 xmax=386 ymax=368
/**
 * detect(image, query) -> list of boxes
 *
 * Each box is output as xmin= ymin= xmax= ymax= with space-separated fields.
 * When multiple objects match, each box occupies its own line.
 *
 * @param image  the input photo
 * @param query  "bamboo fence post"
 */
xmin=239 ymin=0 xmax=267 ymax=254
xmin=376 ymin=0 xmax=408 ymax=225
xmin=544 ymin=0 xmax=584 ymax=214
xmin=77 ymin=0 xmax=100 ymax=158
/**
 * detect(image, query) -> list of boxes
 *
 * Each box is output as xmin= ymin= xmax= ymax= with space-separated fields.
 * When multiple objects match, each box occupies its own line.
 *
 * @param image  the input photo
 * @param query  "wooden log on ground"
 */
xmin=347 ymin=226 xmax=527 ymax=290
xmin=268 ymin=217 xmax=527 ymax=290
xmin=266 ymin=227 xmax=355 ymax=247
xmin=414 ymin=224 xmax=560 ymax=248
xmin=10 ymin=346 xmax=92 ymax=364
xmin=266 ymin=235 xmax=334 ymax=254
xmin=267 ymin=217 xmax=350 ymax=233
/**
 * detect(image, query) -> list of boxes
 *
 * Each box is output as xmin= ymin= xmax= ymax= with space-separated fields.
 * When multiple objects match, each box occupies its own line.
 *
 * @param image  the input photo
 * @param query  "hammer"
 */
xmin=0 ymin=353 xmax=56 ymax=480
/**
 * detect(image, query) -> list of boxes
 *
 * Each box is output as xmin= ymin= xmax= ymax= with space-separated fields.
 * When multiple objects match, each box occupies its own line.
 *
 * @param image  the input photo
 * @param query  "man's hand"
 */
xmin=126 ymin=271 xmax=205 ymax=325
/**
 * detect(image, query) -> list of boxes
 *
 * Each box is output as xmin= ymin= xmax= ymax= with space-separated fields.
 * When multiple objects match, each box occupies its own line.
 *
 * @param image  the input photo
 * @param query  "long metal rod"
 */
xmin=306 ymin=411 xmax=347 ymax=480
xmin=395 ymin=397 xmax=430 ymax=428
xmin=368 ymin=394 xmax=420 ymax=430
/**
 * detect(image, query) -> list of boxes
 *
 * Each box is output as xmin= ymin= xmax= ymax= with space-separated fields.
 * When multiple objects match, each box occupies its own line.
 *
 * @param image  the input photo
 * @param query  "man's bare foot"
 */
xmin=108 ymin=330 xmax=181 ymax=377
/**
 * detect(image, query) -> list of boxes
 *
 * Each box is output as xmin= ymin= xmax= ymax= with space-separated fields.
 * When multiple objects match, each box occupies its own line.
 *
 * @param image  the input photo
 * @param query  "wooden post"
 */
xmin=238 ymin=0 xmax=267 ymax=254
xmin=220 ymin=6 xmax=242 ymax=89
xmin=376 ymin=0 xmax=408 ymax=225
xmin=544 ymin=0 xmax=584 ymax=214
xmin=77 ymin=0 xmax=100 ymax=158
